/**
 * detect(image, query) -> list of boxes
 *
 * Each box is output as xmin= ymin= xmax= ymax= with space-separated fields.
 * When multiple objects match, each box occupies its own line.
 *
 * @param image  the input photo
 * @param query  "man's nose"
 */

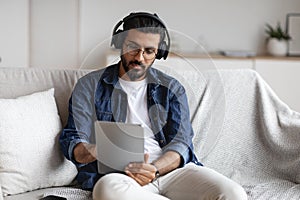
xmin=134 ymin=50 xmax=145 ymax=61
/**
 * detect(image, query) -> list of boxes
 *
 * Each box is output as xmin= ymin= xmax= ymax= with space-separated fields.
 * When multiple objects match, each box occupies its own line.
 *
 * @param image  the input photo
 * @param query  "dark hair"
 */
xmin=123 ymin=16 xmax=166 ymax=42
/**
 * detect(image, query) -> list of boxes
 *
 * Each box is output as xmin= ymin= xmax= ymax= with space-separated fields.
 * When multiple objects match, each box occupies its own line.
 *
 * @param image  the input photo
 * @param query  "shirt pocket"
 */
xmin=150 ymin=110 xmax=169 ymax=134
xmin=96 ymin=111 xmax=113 ymax=121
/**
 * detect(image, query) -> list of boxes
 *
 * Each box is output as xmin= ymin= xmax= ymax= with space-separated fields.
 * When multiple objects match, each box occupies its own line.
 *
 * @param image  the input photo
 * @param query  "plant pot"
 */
xmin=266 ymin=38 xmax=288 ymax=56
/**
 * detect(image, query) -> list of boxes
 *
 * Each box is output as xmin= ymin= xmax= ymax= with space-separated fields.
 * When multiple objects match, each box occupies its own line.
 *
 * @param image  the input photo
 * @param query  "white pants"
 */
xmin=93 ymin=163 xmax=247 ymax=200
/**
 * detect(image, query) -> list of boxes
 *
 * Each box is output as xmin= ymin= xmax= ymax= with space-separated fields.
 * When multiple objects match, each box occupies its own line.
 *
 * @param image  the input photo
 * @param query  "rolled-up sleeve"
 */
xmin=59 ymin=76 xmax=96 ymax=166
xmin=162 ymin=82 xmax=195 ymax=166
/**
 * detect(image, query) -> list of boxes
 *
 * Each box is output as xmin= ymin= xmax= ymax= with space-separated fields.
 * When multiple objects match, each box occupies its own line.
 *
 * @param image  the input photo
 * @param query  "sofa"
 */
xmin=0 ymin=65 xmax=300 ymax=200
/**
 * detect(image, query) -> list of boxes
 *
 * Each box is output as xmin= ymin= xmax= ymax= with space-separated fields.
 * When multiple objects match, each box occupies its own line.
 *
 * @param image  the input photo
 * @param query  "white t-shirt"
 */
xmin=119 ymin=78 xmax=162 ymax=163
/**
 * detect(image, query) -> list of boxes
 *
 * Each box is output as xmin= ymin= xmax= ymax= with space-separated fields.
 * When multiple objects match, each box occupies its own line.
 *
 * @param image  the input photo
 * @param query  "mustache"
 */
xmin=129 ymin=60 xmax=145 ymax=68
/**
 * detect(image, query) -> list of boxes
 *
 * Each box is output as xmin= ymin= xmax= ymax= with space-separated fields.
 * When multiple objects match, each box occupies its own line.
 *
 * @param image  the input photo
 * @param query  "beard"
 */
xmin=120 ymin=54 xmax=154 ymax=81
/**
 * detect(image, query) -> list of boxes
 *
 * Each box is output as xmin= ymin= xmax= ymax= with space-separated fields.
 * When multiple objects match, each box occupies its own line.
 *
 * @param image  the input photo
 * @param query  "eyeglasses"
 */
xmin=124 ymin=42 xmax=157 ymax=60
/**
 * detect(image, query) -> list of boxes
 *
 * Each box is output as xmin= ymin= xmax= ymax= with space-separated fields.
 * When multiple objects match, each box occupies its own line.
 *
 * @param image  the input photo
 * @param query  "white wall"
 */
xmin=0 ymin=0 xmax=29 ymax=67
xmin=30 ymin=0 xmax=79 ymax=68
xmin=79 ymin=0 xmax=300 ymax=69
xmin=1 ymin=0 xmax=299 ymax=68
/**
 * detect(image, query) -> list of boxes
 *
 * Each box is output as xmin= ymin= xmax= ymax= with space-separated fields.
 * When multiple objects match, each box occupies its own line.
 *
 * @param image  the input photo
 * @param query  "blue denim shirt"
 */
xmin=59 ymin=64 xmax=201 ymax=191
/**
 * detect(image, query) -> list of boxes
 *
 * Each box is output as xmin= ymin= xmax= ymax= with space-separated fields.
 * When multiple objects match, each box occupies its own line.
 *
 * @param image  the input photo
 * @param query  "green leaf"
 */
xmin=265 ymin=22 xmax=291 ymax=40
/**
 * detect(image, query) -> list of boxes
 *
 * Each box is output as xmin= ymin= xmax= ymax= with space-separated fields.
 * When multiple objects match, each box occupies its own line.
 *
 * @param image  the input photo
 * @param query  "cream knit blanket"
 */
xmin=187 ymin=69 xmax=300 ymax=200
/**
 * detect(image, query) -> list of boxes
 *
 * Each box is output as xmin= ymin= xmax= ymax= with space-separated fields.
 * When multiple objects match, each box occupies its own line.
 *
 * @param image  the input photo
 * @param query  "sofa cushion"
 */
xmin=3 ymin=187 xmax=92 ymax=200
xmin=0 ymin=68 xmax=90 ymax=127
xmin=0 ymin=88 xmax=77 ymax=196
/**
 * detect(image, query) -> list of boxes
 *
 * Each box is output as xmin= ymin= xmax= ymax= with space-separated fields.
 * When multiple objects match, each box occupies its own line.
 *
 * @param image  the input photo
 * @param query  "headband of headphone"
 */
xmin=111 ymin=12 xmax=170 ymax=60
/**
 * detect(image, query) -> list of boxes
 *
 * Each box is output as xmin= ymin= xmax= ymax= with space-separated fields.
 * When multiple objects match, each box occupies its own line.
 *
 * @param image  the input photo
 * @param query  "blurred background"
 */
xmin=0 ymin=0 xmax=299 ymax=68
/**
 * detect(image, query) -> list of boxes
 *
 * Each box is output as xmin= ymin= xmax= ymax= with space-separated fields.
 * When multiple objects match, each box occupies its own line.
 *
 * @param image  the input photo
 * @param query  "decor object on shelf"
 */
xmin=220 ymin=50 xmax=256 ymax=58
xmin=286 ymin=13 xmax=300 ymax=56
xmin=265 ymin=22 xmax=291 ymax=56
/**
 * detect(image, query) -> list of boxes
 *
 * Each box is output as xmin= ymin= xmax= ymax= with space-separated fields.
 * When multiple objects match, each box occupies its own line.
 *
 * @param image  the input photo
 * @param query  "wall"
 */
xmin=79 ymin=0 xmax=300 ymax=69
xmin=0 ymin=0 xmax=29 ymax=67
xmin=1 ymin=0 xmax=299 ymax=68
xmin=30 ymin=0 xmax=79 ymax=68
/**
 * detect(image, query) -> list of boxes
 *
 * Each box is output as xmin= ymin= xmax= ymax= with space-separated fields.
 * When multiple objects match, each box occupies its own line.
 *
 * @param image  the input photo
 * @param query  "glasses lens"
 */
xmin=143 ymin=51 xmax=156 ymax=60
xmin=126 ymin=44 xmax=138 ymax=55
xmin=125 ymin=43 xmax=156 ymax=60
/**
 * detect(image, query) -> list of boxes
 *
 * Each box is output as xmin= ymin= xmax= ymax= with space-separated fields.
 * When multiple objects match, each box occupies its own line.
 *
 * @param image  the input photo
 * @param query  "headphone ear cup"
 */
xmin=156 ymin=41 xmax=168 ymax=60
xmin=111 ymin=30 xmax=123 ymax=49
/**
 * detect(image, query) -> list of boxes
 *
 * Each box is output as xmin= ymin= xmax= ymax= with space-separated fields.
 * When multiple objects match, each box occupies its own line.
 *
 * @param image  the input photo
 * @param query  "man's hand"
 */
xmin=73 ymin=142 xmax=97 ymax=164
xmin=125 ymin=153 xmax=157 ymax=186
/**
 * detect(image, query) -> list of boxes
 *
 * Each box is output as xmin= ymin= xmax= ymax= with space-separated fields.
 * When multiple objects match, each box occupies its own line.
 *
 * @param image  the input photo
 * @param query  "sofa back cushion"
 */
xmin=0 ymin=68 xmax=90 ymax=127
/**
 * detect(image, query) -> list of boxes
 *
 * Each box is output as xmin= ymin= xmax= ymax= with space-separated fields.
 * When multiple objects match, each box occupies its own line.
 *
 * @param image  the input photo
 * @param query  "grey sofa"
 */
xmin=1 ymin=66 xmax=300 ymax=200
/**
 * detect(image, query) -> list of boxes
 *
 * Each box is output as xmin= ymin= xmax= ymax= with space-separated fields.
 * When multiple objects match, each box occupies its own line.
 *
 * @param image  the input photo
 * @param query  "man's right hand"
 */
xmin=73 ymin=142 xmax=97 ymax=164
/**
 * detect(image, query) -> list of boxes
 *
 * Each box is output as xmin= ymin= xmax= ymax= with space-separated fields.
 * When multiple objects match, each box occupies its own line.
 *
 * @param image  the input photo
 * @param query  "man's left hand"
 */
xmin=125 ymin=153 xmax=157 ymax=186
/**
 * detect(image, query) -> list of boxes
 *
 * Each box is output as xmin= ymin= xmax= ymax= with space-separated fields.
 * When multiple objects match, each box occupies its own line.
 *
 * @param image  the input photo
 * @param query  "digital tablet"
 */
xmin=94 ymin=121 xmax=145 ymax=174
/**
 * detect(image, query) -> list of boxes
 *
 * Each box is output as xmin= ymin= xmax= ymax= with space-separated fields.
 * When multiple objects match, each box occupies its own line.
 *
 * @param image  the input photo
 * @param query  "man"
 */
xmin=59 ymin=12 xmax=247 ymax=200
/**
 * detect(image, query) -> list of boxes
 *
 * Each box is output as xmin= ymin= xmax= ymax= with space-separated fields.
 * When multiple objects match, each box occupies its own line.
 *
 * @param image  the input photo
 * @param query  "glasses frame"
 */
xmin=123 ymin=42 xmax=157 ymax=60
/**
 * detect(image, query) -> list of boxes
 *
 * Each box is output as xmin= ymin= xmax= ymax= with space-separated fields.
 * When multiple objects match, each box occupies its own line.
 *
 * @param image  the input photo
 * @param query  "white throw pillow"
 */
xmin=0 ymin=88 xmax=77 ymax=196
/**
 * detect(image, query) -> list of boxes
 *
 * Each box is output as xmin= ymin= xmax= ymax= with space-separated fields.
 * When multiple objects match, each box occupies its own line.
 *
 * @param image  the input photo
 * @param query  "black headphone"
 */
xmin=111 ymin=12 xmax=170 ymax=60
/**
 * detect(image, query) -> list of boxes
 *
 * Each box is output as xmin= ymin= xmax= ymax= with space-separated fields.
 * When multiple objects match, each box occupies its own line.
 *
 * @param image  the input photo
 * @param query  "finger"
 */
xmin=126 ymin=165 xmax=150 ymax=174
xmin=125 ymin=170 xmax=144 ymax=185
xmin=127 ymin=162 xmax=155 ymax=172
xmin=125 ymin=163 xmax=156 ymax=181
xmin=135 ymin=173 xmax=152 ymax=185
xmin=127 ymin=172 xmax=152 ymax=186
xmin=125 ymin=170 xmax=135 ymax=179
xmin=144 ymin=153 xmax=149 ymax=163
xmin=126 ymin=164 xmax=155 ymax=175
xmin=124 ymin=164 xmax=156 ymax=180
xmin=125 ymin=167 xmax=156 ymax=182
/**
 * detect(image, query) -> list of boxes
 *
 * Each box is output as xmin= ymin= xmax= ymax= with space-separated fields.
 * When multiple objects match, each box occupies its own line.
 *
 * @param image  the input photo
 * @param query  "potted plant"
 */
xmin=265 ymin=22 xmax=291 ymax=56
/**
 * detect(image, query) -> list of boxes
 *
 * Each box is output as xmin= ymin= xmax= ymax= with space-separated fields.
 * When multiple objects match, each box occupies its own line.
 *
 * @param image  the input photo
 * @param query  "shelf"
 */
xmin=106 ymin=49 xmax=300 ymax=61
xmin=170 ymin=52 xmax=300 ymax=61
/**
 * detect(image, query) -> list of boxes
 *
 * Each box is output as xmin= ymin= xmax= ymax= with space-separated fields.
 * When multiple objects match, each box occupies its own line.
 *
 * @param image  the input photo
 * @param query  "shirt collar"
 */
xmin=102 ymin=63 xmax=121 ymax=89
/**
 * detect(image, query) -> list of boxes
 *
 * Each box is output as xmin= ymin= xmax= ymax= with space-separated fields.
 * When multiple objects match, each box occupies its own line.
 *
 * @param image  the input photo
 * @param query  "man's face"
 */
xmin=119 ymin=29 xmax=160 ymax=81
